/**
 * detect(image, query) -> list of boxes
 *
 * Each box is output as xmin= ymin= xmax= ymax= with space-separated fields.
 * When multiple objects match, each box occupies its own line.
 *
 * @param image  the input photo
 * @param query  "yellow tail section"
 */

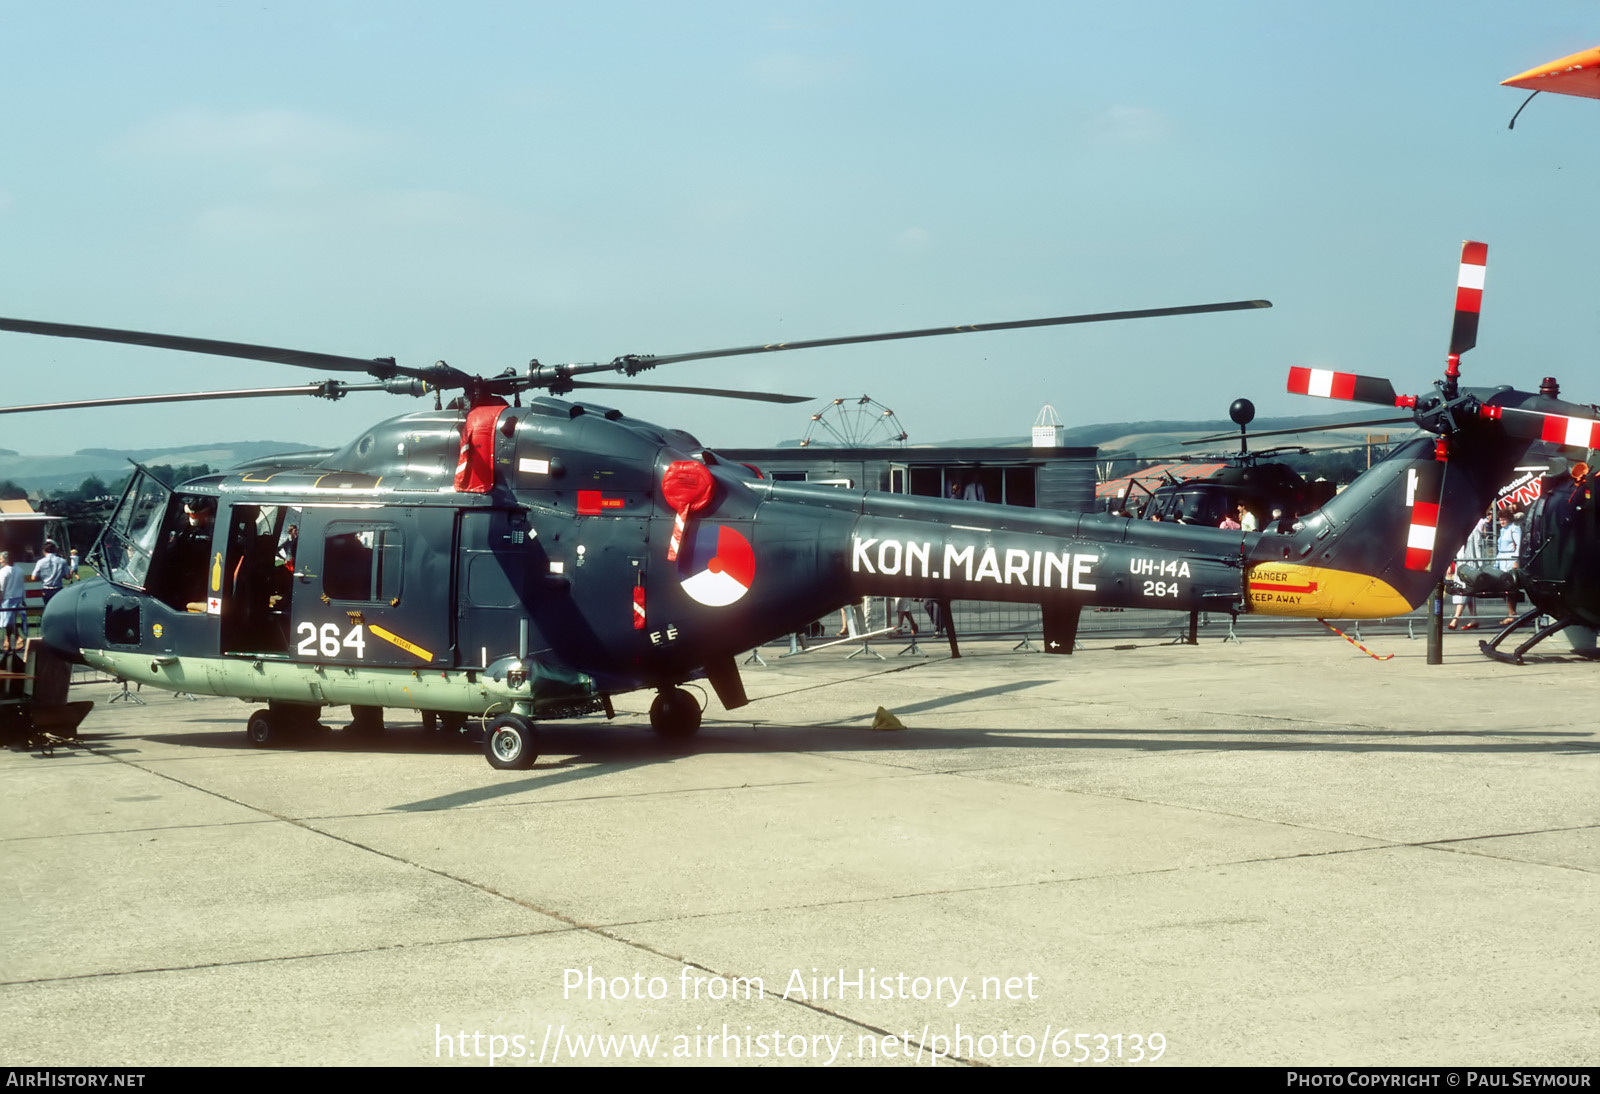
xmin=1245 ymin=563 xmax=1414 ymax=620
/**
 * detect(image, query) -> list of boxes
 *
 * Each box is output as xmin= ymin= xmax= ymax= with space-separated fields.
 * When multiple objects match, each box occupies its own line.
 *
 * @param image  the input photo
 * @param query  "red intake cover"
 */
xmin=662 ymin=459 xmax=715 ymax=514
xmin=453 ymin=400 xmax=508 ymax=493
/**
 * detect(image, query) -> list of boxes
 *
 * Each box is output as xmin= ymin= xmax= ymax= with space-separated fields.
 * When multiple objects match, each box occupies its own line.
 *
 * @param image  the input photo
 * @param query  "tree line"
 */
xmin=5 ymin=464 xmax=214 ymax=552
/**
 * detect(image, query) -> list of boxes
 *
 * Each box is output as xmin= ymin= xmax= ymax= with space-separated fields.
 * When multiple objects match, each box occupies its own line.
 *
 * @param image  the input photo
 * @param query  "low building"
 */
xmin=715 ymin=444 xmax=1098 ymax=513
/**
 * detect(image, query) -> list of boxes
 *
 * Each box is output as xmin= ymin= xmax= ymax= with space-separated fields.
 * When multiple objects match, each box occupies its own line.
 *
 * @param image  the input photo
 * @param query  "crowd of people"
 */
xmin=0 ymin=539 xmax=81 ymax=655
xmin=0 ymin=534 xmax=81 ymax=652
xmin=1448 ymin=505 xmax=1525 ymax=629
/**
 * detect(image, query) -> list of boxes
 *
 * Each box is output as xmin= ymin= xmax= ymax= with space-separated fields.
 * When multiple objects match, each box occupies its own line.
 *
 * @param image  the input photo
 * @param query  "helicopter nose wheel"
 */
xmin=649 ymin=687 xmax=702 ymax=739
xmin=484 ymin=713 xmax=539 ymax=770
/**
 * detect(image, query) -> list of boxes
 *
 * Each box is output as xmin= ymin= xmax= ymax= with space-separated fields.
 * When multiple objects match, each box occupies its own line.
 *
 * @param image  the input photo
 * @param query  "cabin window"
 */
xmin=323 ymin=524 xmax=403 ymax=602
xmin=104 ymin=595 xmax=141 ymax=647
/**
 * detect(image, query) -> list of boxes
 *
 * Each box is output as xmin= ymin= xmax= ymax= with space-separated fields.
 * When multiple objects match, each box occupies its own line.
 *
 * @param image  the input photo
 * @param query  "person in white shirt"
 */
xmin=1495 ymin=509 xmax=1522 ymax=623
xmin=0 ymin=551 xmax=26 ymax=653
xmin=31 ymin=540 xmax=70 ymax=608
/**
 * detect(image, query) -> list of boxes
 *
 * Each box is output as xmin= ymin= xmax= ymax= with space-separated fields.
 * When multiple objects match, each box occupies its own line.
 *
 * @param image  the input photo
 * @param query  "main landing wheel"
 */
xmin=649 ymin=687 xmax=702 ymax=739
xmin=246 ymin=709 xmax=278 ymax=748
xmin=484 ymin=713 xmax=538 ymax=770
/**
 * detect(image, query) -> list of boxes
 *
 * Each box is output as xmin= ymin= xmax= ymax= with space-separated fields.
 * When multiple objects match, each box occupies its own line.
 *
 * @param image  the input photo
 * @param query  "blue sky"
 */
xmin=1 ymin=1 xmax=1596 ymax=455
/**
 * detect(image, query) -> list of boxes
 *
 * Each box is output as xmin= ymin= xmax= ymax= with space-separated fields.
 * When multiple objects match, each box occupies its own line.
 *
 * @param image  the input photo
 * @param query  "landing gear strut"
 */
xmin=649 ymin=687 xmax=702 ymax=739
xmin=246 ymin=701 xmax=321 ymax=747
xmin=423 ymin=711 xmax=469 ymax=735
xmin=345 ymin=705 xmax=385 ymax=736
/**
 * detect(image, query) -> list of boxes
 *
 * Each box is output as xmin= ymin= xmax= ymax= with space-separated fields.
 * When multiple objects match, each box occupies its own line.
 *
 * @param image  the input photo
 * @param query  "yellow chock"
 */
xmin=871 ymin=706 xmax=905 ymax=731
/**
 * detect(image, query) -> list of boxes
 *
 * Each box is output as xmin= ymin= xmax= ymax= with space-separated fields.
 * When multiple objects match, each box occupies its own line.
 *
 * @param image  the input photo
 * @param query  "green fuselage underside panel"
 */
xmin=83 ymin=649 xmax=595 ymax=717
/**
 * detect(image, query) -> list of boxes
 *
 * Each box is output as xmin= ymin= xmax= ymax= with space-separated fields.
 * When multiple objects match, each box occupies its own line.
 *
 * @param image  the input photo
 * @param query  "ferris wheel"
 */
xmin=799 ymin=395 xmax=908 ymax=448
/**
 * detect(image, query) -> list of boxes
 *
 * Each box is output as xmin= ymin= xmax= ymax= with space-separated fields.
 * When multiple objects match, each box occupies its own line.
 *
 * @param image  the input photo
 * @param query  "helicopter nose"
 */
xmin=39 ymin=578 xmax=94 ymax=664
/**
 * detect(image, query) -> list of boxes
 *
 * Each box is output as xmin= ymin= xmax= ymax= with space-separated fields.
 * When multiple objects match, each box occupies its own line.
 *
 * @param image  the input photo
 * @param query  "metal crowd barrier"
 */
xmin=780 ymin=597 xmax=1440 ymax=657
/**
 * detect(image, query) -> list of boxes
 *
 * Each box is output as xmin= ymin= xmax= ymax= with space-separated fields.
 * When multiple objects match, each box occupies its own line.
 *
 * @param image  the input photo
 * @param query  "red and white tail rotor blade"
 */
xmin=1480 ymin=405 xmax=1600 ymax=449
xmin=1286 ymin=367 xmax=1398 ymax=406
xmin=1448 ymin=241 xmax=1488 ymax=359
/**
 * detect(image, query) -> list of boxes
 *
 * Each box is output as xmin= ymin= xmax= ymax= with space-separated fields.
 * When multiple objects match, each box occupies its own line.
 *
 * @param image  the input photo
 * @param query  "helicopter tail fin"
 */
xmin=1243 ymin=438 xmax=1486 ymax=619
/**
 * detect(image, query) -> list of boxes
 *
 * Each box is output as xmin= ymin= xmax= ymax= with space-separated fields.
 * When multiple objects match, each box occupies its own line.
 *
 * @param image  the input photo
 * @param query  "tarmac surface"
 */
xmin=2 ymin=628 xmax=1597 ymax=1068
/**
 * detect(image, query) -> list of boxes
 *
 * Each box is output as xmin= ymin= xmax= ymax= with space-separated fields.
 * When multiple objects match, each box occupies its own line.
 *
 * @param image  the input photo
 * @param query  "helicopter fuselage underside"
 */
xmin=81 ymin=648 xmax=600 ymax=721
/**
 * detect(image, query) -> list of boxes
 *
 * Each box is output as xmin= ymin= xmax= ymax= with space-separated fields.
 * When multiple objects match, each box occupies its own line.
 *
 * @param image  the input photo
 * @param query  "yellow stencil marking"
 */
xmin=370 ymin=624 xmax=433 ymax=661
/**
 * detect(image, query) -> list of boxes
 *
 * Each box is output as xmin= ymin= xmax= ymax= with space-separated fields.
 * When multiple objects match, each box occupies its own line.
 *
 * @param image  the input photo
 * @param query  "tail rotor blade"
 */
xmin=1286 ymin=367 xmax=1398 ymax=406
xmin=1480 ymin=405 xmax=1600 ymax=449
xmin=1449 ymin=241 xmax=1488 ymax=358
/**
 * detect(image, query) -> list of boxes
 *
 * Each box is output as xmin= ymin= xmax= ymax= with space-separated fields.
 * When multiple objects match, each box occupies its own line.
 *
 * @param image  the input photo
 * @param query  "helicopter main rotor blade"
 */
xmin=1142 ymin=439 xmax=1388 ymax=462
xmin=556 ymin=298 xmax=1271 ymax=379
xmin=0 ymin=381 xmax=402 ymax=415
xmin=0 ymin=316 xmax=459 ymax=384
xmin=562 ymin=380 xmax=811 ymax=404
xmin=1181 ymin=416 xmax=1415 ymax=445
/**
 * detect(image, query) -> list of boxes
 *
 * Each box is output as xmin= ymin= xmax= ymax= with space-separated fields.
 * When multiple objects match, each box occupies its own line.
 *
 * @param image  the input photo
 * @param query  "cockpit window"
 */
xmin=1157 ymin=488 xmax=1228 ymax=526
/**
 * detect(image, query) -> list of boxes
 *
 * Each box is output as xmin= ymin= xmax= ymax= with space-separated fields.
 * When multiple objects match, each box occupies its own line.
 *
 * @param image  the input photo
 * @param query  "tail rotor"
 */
xmin=1286 ymin=241 xmax=1491 ymax=575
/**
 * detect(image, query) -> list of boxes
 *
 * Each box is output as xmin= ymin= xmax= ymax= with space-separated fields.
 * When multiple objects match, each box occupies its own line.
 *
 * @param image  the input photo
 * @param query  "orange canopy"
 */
xmin=1096 ymin=462 xmax=1226 ymax=499
xmin=1502 ymin=46 xmax=1600 ymax=100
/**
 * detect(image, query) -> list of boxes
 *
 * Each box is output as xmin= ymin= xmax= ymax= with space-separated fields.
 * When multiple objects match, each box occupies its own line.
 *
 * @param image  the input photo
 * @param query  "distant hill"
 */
xmin=5 ymin=409 xmax=1412 ymax=494
xmin=69 ymin=441 xmax=318 ymax=463
xmin=0 ymin=440 xmax=320 ymax=493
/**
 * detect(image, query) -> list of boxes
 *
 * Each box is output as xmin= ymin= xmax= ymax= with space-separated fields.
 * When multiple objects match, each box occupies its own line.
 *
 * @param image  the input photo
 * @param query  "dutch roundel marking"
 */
xmin=678 ymin=524 xmax=755 ymax=607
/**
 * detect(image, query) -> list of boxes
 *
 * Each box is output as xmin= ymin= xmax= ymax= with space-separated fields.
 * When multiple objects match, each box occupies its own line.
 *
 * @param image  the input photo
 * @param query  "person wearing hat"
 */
xmin=170 ymin=496 xmax=217 ymax=610
xmin=32 ymin=540 xmax=70 ymax=608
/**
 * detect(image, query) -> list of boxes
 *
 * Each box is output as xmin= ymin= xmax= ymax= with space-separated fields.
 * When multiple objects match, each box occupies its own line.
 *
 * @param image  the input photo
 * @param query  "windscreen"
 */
xmin=88 ymin=466 xmax=172 ymax=589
